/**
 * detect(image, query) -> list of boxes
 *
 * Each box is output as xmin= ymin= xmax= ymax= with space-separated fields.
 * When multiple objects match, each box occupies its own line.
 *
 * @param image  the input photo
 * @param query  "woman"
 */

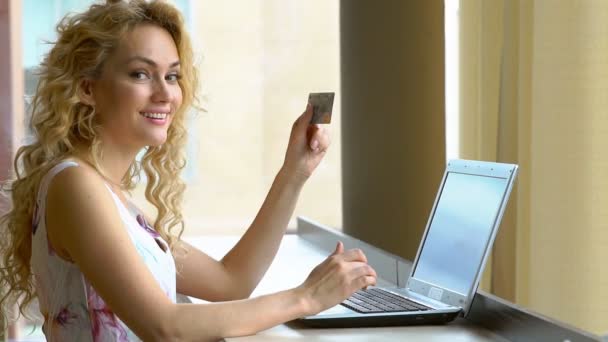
xmin=0 ymin=0 xmax=377 ymax=341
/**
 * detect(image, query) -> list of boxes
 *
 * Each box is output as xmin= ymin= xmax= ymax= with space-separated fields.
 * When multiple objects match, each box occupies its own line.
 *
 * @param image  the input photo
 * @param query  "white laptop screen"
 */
xmin=412 ymin=171 xmax=508 ymax=296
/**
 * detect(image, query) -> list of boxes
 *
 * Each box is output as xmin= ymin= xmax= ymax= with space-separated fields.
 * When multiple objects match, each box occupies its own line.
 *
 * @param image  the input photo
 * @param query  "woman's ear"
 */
xmin=78 ymin=78 xmax=96 ymax=106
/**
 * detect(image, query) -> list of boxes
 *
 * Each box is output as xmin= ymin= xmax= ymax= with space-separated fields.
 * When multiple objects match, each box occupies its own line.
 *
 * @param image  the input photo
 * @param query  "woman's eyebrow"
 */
xmin=126 ymin=56 xmax=180 ymax=68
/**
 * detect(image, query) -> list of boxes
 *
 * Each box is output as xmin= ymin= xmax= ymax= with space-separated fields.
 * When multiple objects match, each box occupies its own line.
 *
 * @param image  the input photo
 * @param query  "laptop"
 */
xmin=299 ymin=159 xmax=518 ymax=328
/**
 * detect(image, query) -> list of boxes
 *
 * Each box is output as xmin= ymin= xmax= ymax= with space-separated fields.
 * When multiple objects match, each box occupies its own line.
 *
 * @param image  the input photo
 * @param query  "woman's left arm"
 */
xmin=177 ymin=104 xmax=330 ymax=301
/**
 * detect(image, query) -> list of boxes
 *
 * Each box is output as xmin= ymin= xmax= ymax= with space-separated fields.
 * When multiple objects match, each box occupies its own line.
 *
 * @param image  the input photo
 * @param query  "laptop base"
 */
xmin=297 ymin=310 xmax=460 ymax=328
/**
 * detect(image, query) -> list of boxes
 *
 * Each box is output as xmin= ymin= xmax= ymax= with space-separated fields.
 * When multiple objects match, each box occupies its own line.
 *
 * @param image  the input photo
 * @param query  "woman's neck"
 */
xmin=73 ymin=142 xmax=141 ymax=188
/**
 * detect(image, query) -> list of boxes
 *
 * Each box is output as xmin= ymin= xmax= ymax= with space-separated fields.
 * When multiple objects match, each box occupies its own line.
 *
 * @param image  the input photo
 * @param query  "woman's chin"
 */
xmin=146 ymin=135 xmax=168 ymax=147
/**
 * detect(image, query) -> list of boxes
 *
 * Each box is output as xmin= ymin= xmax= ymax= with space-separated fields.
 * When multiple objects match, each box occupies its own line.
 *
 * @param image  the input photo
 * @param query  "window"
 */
xmin=22 ymin=0 xmax=343 ymax=236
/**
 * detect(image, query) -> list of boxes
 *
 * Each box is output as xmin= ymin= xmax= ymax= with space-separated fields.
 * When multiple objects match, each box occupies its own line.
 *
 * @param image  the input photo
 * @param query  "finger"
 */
xmin=340 ymin=248 xmax=368 ymax=263
xmin=355 ymin=275 xmax=377 ymax=290
xmin=309 ymin=126 xmax=330 ymax=152
xmin=304 ymin=102 xmax=313 ymax=121
xmin=331 ymin=241 xmax=344 ymax=256
xmin=302 ymin=103 xmax=314 ymax=127
xmin=336 ymin=261 xmax=376 ymax=279
xmin=351 ymin=263 xmax=377 ymax=279
xmin=307 ymin=125 xmax=320 ymax=150
xmin=293 ymin=104 xmax=313 ymax=131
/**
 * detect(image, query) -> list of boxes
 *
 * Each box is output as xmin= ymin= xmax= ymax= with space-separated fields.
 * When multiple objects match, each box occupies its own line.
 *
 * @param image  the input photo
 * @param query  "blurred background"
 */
xmin=20 ymin=0 xmax=344 ymax=234
xmin=2 ymin=0 xmax=607 ymax=340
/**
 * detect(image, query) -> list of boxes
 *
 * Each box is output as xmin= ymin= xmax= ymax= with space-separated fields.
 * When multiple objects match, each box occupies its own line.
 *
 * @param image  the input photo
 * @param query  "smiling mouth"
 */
xmin=140 ymin=112 xmax=169 ymax=120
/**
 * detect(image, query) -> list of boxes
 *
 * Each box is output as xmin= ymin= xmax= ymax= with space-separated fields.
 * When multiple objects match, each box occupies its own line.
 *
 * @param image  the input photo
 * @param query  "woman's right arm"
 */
xmin=46 ymin=166 xmax=376 ymax=341
xmin=168 ymin=240 xmax=374 ymax=340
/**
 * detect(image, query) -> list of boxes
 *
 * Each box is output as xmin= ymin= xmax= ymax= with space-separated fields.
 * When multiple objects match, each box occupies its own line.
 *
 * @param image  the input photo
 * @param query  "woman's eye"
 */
xmin=130 ymin=71 xmax=149 ymax=80
xmin=166 ymin=73 xmax=182 ymax=82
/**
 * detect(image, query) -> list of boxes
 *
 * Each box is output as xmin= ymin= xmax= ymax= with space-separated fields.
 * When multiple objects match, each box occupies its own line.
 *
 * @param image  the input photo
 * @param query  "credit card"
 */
xmin=308 ymin=92 xmax=334 ymax=124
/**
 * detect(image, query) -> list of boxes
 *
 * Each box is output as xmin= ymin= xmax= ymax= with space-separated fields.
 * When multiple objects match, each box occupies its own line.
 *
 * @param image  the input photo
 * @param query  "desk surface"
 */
xmin=185 ymin=235 xmax=509 ymax=342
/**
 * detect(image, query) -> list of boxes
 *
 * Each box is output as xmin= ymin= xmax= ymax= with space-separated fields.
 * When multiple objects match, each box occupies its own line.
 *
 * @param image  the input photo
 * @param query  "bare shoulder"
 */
xmin=46 ymin=161 xmax=112 ymax=220
xmin=47 ymin=160 xmax=104 ymax=195
xmin=45 ymin=160 xmax=120 ymax=259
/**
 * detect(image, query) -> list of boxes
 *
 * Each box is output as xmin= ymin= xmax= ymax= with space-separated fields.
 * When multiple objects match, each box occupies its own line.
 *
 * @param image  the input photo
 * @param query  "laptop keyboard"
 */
xmin=340 ymin=288 xmax=432 ymax=314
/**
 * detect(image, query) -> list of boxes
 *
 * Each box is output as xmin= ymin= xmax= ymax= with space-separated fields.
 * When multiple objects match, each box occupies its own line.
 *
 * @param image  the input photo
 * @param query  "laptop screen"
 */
xmin=411 ymin=171 xmax=508 ymax=296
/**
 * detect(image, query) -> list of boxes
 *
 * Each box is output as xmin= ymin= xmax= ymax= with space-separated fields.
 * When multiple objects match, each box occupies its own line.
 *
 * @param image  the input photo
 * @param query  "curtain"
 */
xmin=459 ymin=0 xmax=608 ymax=335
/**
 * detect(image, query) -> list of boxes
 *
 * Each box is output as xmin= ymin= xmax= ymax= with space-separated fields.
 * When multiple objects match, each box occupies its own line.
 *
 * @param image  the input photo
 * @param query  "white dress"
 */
xmin=30 ymin=161 xmax=177 ymax=341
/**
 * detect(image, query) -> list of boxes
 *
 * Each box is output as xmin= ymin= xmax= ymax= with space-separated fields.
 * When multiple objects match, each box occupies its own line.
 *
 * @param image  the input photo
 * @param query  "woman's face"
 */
xmin=89 ymin=24 xmax=183 ymax=149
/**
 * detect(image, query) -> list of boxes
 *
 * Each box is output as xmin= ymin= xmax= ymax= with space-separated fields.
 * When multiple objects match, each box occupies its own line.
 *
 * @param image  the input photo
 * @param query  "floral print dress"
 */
xmin=31 ymin=161 xmax=177 ymax=341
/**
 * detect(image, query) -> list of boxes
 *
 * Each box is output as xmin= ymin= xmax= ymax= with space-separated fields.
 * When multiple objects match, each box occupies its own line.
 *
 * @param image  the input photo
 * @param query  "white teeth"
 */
xmin=141 ymin=112 xmax=167 ymax=119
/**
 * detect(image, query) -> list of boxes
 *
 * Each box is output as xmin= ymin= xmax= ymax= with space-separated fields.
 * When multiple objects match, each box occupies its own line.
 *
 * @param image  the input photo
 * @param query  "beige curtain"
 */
xmin=459 ymin=0 xmax=608 ymax=335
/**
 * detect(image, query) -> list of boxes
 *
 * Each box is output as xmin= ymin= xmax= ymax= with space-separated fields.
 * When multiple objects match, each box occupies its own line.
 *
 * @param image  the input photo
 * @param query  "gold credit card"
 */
xmin=308 ymin=92 xmax=334 ymax=124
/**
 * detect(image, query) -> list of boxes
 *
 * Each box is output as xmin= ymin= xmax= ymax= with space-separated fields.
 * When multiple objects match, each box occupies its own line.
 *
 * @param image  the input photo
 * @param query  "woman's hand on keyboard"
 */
xmin=296 ymin=241 xmax=378 ymax=316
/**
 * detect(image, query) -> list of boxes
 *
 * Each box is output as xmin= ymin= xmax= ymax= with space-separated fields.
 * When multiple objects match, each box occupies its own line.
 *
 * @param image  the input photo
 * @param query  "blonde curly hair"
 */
xmin=0 ymin=0 xmax=199 ymax=322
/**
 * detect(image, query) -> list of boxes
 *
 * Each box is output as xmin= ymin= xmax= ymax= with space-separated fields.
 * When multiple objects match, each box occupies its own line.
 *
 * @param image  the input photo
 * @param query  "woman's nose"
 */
xmin=152 ymin=78 xmax=172 ymax=102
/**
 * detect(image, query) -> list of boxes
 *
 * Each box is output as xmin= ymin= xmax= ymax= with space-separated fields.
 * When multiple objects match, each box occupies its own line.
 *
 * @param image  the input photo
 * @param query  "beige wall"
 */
xmin=132 ymin=1 xmax=342 ymax=235
xmin=340 ymin=1 xmax=446 ymax=260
